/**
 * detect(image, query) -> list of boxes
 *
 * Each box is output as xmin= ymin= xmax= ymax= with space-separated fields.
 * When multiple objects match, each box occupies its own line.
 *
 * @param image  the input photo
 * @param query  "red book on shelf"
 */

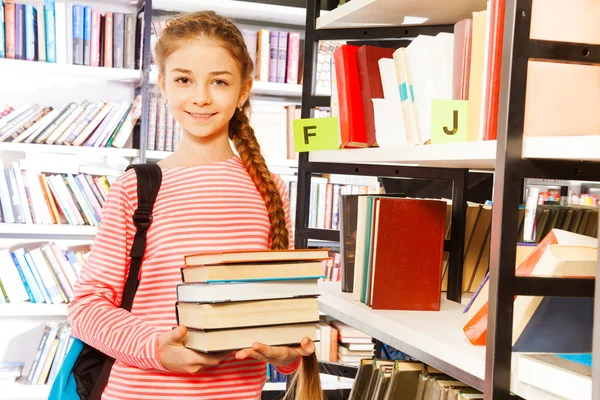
xmin=334 ymin=45 xmax=368 ymax=148
xmin=369 ymin=198 xmax=447 ymax=311
xmin=482 ymin=0 xmax=506 ymax=140
xmin=356 ymin=45 xmax=395 ymax=147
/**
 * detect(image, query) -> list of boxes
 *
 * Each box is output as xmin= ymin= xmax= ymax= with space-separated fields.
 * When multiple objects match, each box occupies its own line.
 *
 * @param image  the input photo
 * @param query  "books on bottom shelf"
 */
xmin=350 ymin=358 xmax=483 ymax=400
xmin=177 ymin=248 xmax=331 ymax=353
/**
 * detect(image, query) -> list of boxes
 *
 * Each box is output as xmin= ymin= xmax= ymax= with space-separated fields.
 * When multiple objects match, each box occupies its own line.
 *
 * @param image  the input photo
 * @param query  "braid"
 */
xmin=229 ymin=109 xmax=288 ymax=250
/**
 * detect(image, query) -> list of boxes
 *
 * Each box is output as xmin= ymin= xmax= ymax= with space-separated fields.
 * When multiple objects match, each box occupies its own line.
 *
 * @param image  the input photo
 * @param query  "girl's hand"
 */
xmin=234 ymin=337 xmax=315 ymax=367
xmin=157 ymin=326 xmax=233 ymax=374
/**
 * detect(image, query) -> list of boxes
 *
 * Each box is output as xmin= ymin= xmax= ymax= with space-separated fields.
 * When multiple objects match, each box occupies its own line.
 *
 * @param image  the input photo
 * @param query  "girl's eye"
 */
xmin=175 ymin=77 xmax=190 ymax=84
xmin=213 ymin=80 xmax=228 ymax=86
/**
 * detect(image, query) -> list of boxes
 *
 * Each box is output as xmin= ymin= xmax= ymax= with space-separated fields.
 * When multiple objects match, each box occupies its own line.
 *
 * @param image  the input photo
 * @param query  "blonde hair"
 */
xmin=154 ymin=11 xmax=322 ymax=400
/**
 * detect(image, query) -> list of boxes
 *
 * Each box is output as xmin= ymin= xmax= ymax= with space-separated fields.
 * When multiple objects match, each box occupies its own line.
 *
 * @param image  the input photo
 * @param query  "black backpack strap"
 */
xmin=89 ymin=163 xmax=162 ymax=400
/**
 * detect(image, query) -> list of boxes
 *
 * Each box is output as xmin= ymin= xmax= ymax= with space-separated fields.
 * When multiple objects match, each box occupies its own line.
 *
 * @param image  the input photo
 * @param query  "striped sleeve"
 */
xmin=67 ymin=174 xmax=166 ymax=371
xmin=274 ymin=175 xmax=294 ymax=250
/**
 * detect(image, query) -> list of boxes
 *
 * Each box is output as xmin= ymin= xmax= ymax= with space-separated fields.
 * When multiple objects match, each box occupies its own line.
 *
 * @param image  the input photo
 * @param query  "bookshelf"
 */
xmin=0 ymin=379 xmax=50 ymax=400
xmin=296 ymin=0 xmax=600 ymax=398
xmin=315 ymin=0 xmax=487 ymax=29
xmin=308 ymin=136 xmax=600 ymax=168
xmin=318 ymin=282 xmax=576 ymax=400
xmin=0 ymin=224 xmax=98 ymax=240
xmin=0 ymin=142 xmax=139 ymax=159
xmin=0 ymin=58 xmax=142 ymax=82
xmin=152 ymin=0 xmax=311 ymax=26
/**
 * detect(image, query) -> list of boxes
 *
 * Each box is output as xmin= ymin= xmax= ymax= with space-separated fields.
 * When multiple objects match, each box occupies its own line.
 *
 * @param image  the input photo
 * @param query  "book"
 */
xmin=176 ymin=279 xmax=319 ymax=303
xmin=184 ymin=248 xmax=330 ymax=267
xmin=181 ymin=260 xmax=324 ymax=283
xmin=183 ymin=322 xmax=318 ymax=353
xmin=176 ymin=297 xmax=319 ymax=330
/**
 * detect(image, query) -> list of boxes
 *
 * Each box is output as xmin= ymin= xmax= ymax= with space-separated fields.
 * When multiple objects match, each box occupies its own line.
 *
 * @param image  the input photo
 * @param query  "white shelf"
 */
xmin=0 ymin=379 xmax=49 ymax=400
xmin=0 ymin=303 xmax=67 ymax=317
xmin=308 ymin=136 xmax=600 ymax=170
xmin=316 ymin=0 xmax=487 ymax=29
xmin=152 ymin=0 xmax=309 ymax=26
xmin=317 ymin=282 xmax=574 ymax=400
xmin=0 ymin=142 xmax=139 ymax=158
xmin=0 ymin=224 xmax=97 ymax=239
xmin=0 ymin=58 xmax=142 ymax=82
xmin=263 ymin=379 xmax=353 ymax=391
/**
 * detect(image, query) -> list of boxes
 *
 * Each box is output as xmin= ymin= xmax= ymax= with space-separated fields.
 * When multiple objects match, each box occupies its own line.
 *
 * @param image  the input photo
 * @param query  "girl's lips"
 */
xmin=186 ymin=111 xmax=218 ymax=121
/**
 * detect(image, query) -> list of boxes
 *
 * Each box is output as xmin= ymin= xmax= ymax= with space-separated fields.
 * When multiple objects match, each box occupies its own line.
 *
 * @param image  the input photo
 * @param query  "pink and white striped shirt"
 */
xmin=67 ymin=156 xmax=299 ymax=400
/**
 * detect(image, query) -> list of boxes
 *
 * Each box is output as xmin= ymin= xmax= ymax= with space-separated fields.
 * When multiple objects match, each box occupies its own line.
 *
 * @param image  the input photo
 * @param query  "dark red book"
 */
xmin=369 ymin=198 xmax=447 ymax=311
xmin=356 ymin=45 xmax=395 ymax=147
xmin=334 ymin=45 xmax=368 ymax=148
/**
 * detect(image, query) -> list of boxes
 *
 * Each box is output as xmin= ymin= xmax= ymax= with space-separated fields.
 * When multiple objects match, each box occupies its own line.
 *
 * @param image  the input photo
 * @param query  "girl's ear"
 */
xmin=239 ymin=79 xmax=253 ymax=107
xmin=158 ymin=73 xmax=167 ymax=99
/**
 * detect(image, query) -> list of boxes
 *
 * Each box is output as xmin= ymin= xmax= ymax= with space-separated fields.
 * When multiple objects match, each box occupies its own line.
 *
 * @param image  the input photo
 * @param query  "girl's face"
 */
xmin=158 ymin=37 xmax=251 ymax=142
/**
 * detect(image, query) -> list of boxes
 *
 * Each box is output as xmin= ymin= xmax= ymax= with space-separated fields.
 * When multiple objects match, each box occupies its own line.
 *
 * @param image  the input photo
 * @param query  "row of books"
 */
xmin=27 ymin=322 xmax=74 ymax=386
xmin=0 ymin=242 xmax=88 ymax=304
xmin=0 ymin=165 xmax=114 ymax=226
xmin=146 ymin=89 xmax=182 ymax=152
xmin=463 ymin=229 xmax=596 ymax=355
xmin=1 ymin=0 xmax=142 ymax=69
xmin=308 ymin=177 xmax=383 ymax=231
xmin=350 ymin=359 xmax=483 ymax=400
xmin=0 ymin=97 xmax=141 ymax=148
xmin=176 ymin=248 xmax=326 ymax=353
xmin=332 ymin=1 xmax=599 ymax=149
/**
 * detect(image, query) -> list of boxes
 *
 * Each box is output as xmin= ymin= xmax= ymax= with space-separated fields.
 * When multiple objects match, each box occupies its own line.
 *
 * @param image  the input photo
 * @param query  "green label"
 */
xmin=293 ymin=117 xmax=340 ymax=152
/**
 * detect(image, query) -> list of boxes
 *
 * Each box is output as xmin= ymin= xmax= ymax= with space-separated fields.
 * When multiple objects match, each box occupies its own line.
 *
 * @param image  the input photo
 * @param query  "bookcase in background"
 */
xmin=295 ymin=0 xmax=600 ymax=399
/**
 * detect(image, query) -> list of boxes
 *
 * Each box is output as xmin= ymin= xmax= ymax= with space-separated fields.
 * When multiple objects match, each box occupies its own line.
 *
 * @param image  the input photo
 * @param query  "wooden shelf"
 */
xmin=152 ymin=0 xmax=310 ymax=26
xmin=317 ymin=282 xmax=572 ymax=400
xmin=0 ymin=58 xmax=141 ymax=82
xmin=0 ymin=224 xmax=97 ymax=240
xmin=316 ymin=0 xmax=487 ymax=29
xmin=0 ymin=142 xmax=138 ymax=158
xmin=308 ymin=136 xmax=600 ymax=170
xmin=0 ymin=303 xmax=67 ymax=317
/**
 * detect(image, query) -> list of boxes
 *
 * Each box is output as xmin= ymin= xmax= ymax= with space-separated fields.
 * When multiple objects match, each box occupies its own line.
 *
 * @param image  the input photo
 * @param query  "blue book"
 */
xmin=558 ymin=353 xmax=592 ymax=367
xmin=72 ymin=4 xmax=83 ymax=64
xmin=14 ymin=3 xmax=24 ymax=59
xmin=10 ymin=251 xmax=35 ymax=302
xmin=0 ymin=0 xmax=5 ymax=58
xmin=44 ymin=0 xmax=56 ymax=62
xmin=24 ymin=251 xmax=51 ymax=303
xmin=24 ymin=4 xmax=36 ymax=61
xmin=82 ymin=5 xmax=91 ymax=65
xmin=12 ymin=248 xmax=45 ymax=303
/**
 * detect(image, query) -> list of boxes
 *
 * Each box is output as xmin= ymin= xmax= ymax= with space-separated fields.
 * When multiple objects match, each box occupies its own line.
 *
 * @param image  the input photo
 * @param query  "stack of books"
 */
xmin=176 ymin=248 xmax=329 ymax=353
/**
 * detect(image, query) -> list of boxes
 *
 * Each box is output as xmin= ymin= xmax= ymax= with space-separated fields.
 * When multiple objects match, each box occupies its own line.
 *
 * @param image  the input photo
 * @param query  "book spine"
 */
xmin=268 ymin=31 xmax=278 ymax=83
xmin=82 ymin=5 xmax=91 ymax=66
xmin=103 ymin=12 xmax=113 ymax=67
xmin=286 ymin=32 xmax=300 ymax=84
xmin=44 ymin=0 xmax=55 ymax=62
xmin=53 ymin=1 xmax=65 ymax=64
xmin=0 ymin=0 xmax=5 ymax=58
xmin=4 ymin=1 xmax=15 ymax=59
xmin=24 ymin=4 xmax=36 ymax=61
xmin=72 ymin=5 xmax=83 ymax=65
xmin=36 ymin=5 xmax=46 ymax=62
xmin=14 ymin=3 xmax=24 ymax=60
xmin=89 ymin=10 xmax=100 ymax=67
xmin=112 ymin=12 xmax=124 ymax=68
xmin=123 ymin=13 xmax=135 ymax=69
xmin=276 ymin=32 xmax=287 ymax=84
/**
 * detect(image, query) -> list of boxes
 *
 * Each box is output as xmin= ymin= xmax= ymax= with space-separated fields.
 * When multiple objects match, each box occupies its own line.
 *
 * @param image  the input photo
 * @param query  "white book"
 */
xmin=177 ymin=279 xmax=319 ymax=303
xmin=0 ymin=160 xmax=15 ymax=223
xmin=54 ymin=2 xmax=67 ymax=64
xmin=29 ymin=248 xmax=64 ymax=304
xmin=0 ymin=249 xmax=29 ymax=302
xmin=11 ymin=162 xmax=33 ymax=224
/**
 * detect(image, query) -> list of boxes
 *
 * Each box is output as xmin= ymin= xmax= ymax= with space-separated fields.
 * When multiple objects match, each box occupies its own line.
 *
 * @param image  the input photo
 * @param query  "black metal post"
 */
xmin=447 ymin=169 xmax=469 ymax=302
xmin=293 ymin=0 xmax=321 ymax=250
xmin=485 ymin=0 xmax=531 ymax=398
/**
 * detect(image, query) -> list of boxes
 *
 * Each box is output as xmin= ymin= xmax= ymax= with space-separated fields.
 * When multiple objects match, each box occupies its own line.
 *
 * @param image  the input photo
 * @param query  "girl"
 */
xmin=67 ymin=10 xmax=321 ymax=400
